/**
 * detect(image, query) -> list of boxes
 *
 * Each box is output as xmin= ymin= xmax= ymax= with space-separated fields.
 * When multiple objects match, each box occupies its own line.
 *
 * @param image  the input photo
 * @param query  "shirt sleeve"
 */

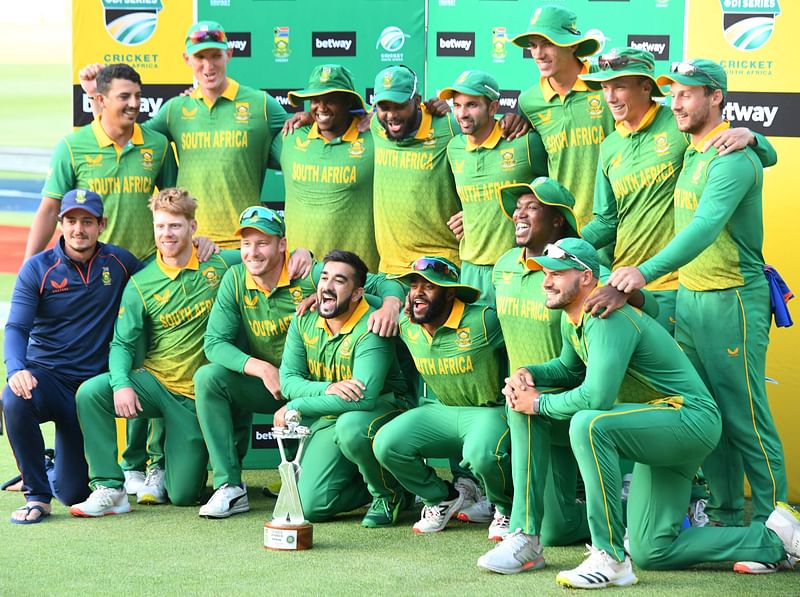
xmin=143 ymin=99 xmax=172 ymax=139
xmin=581 ymin=158 xmax=618 ymax=249
xmin=3 ymin=262 xmax=39 ymax=378
xmin=155 ymin=142 xmax=178 ymax=189
xmin=525 ymin=337 xmax=585 ymax=393
xmin=483 ymin=307 xmax=505 ymax=350
xmin=204 ymin=268 xmax=250 ymax=373
xmin=266 ymin=93 xmax=289 ymax=169
xmin=279 ymin=316 xmax=331 ymax=399
xmin=364 ymin=272 xmax=406 ymax=303
xmin=751 ymin=132 xmax=777 ymax=168
xmin=42 ymin=138 xmax=76 ymax=200
xmin=108 ymin=279 xmax=147 ymax=392
xmin=527 ymin=131 xmax=549 ymax=178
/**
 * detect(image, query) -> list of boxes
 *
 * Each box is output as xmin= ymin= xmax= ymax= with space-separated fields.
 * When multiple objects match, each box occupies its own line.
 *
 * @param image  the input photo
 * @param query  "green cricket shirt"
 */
xmin=145 ymin=79 xmax=288 ymax=248
xmin=279 ymin=118 xmax=379 ymax=271
xmin=447 ymin=122 xmax=547 ymax=265
xmin=518 ymin=62 xmax=615 ymax=228
xmin=398 ymin=300 xmax=506 ymax=407
xmin=109 ymin=247 xmax=240 ymax=398
xmin=43 ymin=118 xmax=176 ymax=260
xmin=371 ymin=106 xmax=461 ymax=274
xmin=280 ymin=298 xmax=412 ymax=418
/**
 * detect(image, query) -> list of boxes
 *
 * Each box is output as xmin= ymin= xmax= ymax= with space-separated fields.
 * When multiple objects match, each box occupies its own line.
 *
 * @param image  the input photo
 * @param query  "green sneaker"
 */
xmin=362 ymin=494 xmax=404 ymax=528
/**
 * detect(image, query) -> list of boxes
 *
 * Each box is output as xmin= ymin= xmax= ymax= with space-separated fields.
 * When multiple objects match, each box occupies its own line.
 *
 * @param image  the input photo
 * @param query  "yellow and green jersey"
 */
xmin=447 ymin=122 xmax=548 ymax=266
xmin=519 ymin=62 xmax=615 ymax=228
xmin=398 ymin=300 xmax=506 ymax=407
xmin=43 ymin=118 xmax=176 ymax=261
xmin=280 ymin=298 xmax=413 ymax=418
xmin=109 ymin=248 xmax=240 ymax=398
xmin=279 ymin=118 xmax=378 ymax=271
xmin=145 ymin=79 xmax=288 ymax=248
xmin=639 ymin=122 xmax=767 ymax=292
xmin=371 ymin=106 xmax=461 ymax=274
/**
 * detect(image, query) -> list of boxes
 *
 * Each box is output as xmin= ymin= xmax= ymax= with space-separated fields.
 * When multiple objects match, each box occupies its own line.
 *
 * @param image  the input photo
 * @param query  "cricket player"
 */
xmin=440 ymin=69 xmax=547 ymax=304
xmin=373 ymin=257 xmax=512 ymax=540
xmin=275 ymin=250 xmax=414 ymax=526
xmin=4 ymin=190 xmax=140 ymax=523
xmin=505 ymin=238 xmax=800 ymax=589
xmin=70 ymin=188 xmax=240 ymax=516
xmin=609 ymin=61 xmax=788 ymax=557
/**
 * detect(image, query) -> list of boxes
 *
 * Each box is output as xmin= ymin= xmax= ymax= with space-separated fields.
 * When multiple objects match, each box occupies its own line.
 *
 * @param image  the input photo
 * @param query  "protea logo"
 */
xmin=720 ymin=0 xmax=780 ymax=52
xmin=377 ymin=26 xmax=410 ymax=53
xmin=103 ymin=0 xmax=162 ymax=46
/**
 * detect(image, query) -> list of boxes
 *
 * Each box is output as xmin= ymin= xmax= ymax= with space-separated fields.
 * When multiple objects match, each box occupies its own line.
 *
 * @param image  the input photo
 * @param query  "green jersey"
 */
xmin=279 ymin=118 xmax=378 ymax=271
xmin=43 ymin=118 xmax=175 ymax=260
xmin=280 ymin=298 xmax=412 ymax=418
xmin=639 ymin=122 xmax=767 ymax=292
xmin=528 ymin=303 xmax=715 ymax=421
xmin=371 ymin=106 xmax=461 ymax=274
xmin=109 ymin=248 xmax=240 ymax=398
xmin=145 ymin=79 xmax=288 ymax=248
xmin=519 ymin=62 xmax=615 ymax=228
xmin=399 ymin=300 xmax=505 ymax=407
xmin=447 ymin=122 xmax=547 ymax=265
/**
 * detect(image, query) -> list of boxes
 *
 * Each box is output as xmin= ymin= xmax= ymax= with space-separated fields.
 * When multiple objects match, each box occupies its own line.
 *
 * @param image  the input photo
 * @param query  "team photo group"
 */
xmin=3 ymin=2 xmax=799 ymax=590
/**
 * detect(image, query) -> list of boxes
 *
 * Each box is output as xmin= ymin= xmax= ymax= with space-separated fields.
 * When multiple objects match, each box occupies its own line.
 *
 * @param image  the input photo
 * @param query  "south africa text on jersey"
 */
xmin=89 ymin=176 xmax=154 ymax=195
xmin=159 ymin=299 xmax=214 ymax=328
xmin=306 ymin=359 xmax=352 ymax=382
xmin=543 ymin=126 xmax=605 ymax=154
xmin=414 ymin=355 xmax=474 ymax=376
xmin=249 ymin=314 xmax=294 ymax=337
xmin=291 ymin=163 xmax=358 ymax=183
xmin=375 ymin=147 xmax=434 ymax=170
xmin=180 ymin=130 xmax=249 ymax=150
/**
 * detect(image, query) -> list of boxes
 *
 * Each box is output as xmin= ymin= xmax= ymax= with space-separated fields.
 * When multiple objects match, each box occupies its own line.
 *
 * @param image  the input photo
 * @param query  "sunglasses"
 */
xmin=187 ymin=29 xmax=227 ymax=46
xmin=543 ymin=243 xmax=592 ymax=272
xmin=238 ymin=206 xmax=283 ymax=225
xmin=411 ymin=257 xmax=458 ymax=281
xmin=670 ymin=61 xmax=723 ymax=89
xmin=598 ymin=54 xmax=651 ymax=71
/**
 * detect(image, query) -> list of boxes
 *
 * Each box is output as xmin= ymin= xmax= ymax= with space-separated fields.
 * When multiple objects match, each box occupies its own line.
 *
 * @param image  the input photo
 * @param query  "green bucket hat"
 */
xmin=511 ymin=5 xmax=599 ymax=57
xmin=438 ymin=70 xmax=501 ymax=101
xmin=185 ymin=21 xmax=229 ymax=55
xmin=656 ymin=59 xmax=727 ymax=95
xmin=287 ymin=64 xmax=367 ymax=111
xmin=389 ymin=256 xmax=481 ymax=304
xmin=580 ymin=47 xmax=664 ymax=97
xmin=235 ymin=206 xmax=286 ymax=238
xmin=532 ymin=238 xmax=600 ymax=278
xmin=499 ymin=177 xmax=580 ymax=238
xmin=371 ymin=65 xmax=419 ymax=105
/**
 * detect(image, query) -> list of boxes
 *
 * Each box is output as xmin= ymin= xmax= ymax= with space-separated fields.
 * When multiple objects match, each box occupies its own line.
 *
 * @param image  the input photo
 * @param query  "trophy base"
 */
xmin=264 ymin=521 xmax=313 ymax=551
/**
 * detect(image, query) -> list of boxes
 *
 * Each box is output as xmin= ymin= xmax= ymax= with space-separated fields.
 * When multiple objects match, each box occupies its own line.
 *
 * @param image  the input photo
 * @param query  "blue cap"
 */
xmin=59 ymin=189 xmax=104 ymax=218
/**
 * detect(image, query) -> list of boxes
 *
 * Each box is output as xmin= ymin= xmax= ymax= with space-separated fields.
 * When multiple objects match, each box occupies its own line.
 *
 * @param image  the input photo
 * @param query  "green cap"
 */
xmin=656 ymin=59 xmax=727 ymax=94
xmin=287 ymin=64 xmax=367 ymax=111
xmin=499 ymin=177 xmax=580 ymax=238
xmin=532 ymin=238 xmax=600 ymax=278
xmin=235 ymin=206 xmax=286 ymax=238
xmin=511 ymin=5 xmax=599 ymax=57
xmin=438 ymin=70 xmax=501 ymax=101
xmin=185 ymin=21 xmax=229 ymax=55
xmin=372 ymin=66 xmax=418 ymax=105
xmin=388 ymin=256 xmax=480 ymax=304
xmin=580 ymin=47 xmax=664 ymax=97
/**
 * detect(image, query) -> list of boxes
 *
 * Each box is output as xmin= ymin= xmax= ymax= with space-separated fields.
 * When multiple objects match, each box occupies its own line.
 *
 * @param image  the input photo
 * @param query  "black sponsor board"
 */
xmin=227 ymin=31 xmax=252 ymax=57
xmin=497 ymin=89 xmax=521 ymax=114
xmin=436 ymin=32 xmax=476 ymax=57
xmin=723 ymin=91 xmax=800 ymax=137
xmin=264 ymin=88 xmax=303 ymax=114
xmin=311 ymin=31 xmax=357 ymax=56
xmin=73 ymin=83 xmax=191 ymax=127
xmin=626 ymin=34 xmax=670 ymax=60
xmin=252 ymin=424 xmax=279 ymax=450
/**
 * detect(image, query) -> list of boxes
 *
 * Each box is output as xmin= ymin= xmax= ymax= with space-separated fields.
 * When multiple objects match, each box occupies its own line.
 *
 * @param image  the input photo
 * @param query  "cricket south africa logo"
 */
xmin=377 ymin=26 xmax=410 ymax=62
xmin=102 ymin=0 xmax=162 ymax=46
xmin=720 ymin=0 xmax=780 ymax=52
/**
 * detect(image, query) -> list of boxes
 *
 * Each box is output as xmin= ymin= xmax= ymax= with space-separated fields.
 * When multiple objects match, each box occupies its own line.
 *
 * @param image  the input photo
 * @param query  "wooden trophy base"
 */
xmin=264 ymin=521 xmax=313 ymax=551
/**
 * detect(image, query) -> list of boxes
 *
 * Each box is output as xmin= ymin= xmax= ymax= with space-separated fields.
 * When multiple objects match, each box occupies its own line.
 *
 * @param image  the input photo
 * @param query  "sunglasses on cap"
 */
xmin=410 ymin=257 xmax=458 ymax=281
xmin=598 ymin=54 xmax=651 ymax=71
xmin=187 ymin=28 xmax=227 ymax=45
xmin=670 ymin=61 xmax=723 ymax=90
xmin=238 ymin=206 xmax=283 ymax=225
xmin=542 ymin=243 xmax=592 ymax=272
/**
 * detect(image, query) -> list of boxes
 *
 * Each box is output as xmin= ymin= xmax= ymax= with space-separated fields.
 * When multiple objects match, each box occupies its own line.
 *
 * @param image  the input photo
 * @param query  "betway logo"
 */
xmin=264 ymin=88 xmax=302 ymax=113
xmin=497 ymin=90 xmax=521 ymax=114
xmin=82 ymin=93 xmax=163 ymax=117
xmin=440 ymin=38 xmax=471 ymax=51
xmin=437 ymin=32 xmax=475 ymax=56
xmin=312 ymin=31 xmax=357 ymax=56
xmin=229 ymin=40 xmax=247 ymax=51
xmin=316 ymin=38 xmax=351 ymax=50
xmin=723 ymin=102 xmax=778 ymax=128
xmin=629 ymin=40 xmax=665 ymax=54
xmin=720 ymin=91 xmax=800 ymax=137
xmin=226 ymin=32 xmax=251 ymax=57
xmin=626 ymin=35 xmax=670 ymax=60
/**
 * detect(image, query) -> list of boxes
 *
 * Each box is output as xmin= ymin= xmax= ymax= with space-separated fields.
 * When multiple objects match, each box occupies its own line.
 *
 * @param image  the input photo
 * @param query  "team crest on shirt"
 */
xmin=140 ymin=148 xmax=154 ymax=170
xmin=50 ymin=277 xmax=68 ymax=292
xmin=235 ymin=102 xmax=250 ymax=123
xmin=500 ymin=149 xmax=515 ymax=170
xmin=289 ymin=286 xmax=304 ymax=305
xmin=339 ymin=336 xmax=353 ymax=358
xmin=153 ymin=289 xmax=170 ymax=304
xmin=653 ymin=133 xmax=670 ymax=156
xmin=423 ymin=131 xmax=436 ymax=148
xmin=537 ymin=110 xmax=552 ymax=124
xmin=182 ymin=107 xmax=198 ymax=120
xmin=102 ymin=266 xmax=112 ymax=286
xmin=691 ymin=160 xmax=707 ymax=184
xmin=456 ymin=327 xmax=472 ymax=349
xmin=85 ymin=154 xmax=103 ymax=167
xmin=202 ymin=266 xmax=220 ymax=288
xmin=244 ymin=294 xmax=259 ymax=309
xmin=320 ymin=66 xmax=332 ymax=83
xmin=349 ymin=139 xmax=365 ymax=157
xmin=295 ymin=136 xmax=311 ymax=151
xmin=303 ymin=332 xmax=319 ymax=346
xmin=587 ymin=96 xmax=604 ymax=118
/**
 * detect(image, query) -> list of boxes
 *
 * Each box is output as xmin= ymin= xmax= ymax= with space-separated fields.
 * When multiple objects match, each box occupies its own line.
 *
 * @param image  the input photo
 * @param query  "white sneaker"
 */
xmin=478 ymin=529 xmax=545 ymax=574
xmin=689 ymin=498 xmax=709 ymax=527
xmin=733 ymin=557 xmax=796 ymax=574
xmin=199 ymin=484 xmax=249 ymax=519
xmin=556 ymin=545 xmax=638 ymax=589
xmin=488 ymin=510 xmax=510 ymax=541
xmin=69 ymin=486 xmax=131 ymax=517
xmin=453 ymin=477 xmax=479 ymax=503
xmin=454 ymin=477 xmax=494 ymax=523
xmin=123 ymin=470 xmax=146 ymax=496
xmin=765 ymin=502 xmax=800 ymax=559
xmin=137 ymin=466 xmax=167 ymax=505
xmin=412 ymin=491 xmax=464 ymax=534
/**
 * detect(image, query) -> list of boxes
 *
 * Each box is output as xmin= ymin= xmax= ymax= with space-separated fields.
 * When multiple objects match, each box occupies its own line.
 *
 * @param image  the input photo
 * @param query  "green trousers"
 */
xmin=120 ymin=418 xmax=165 ymax=472
xmin=460 ymin=261 xmax=495 ymax=307
xmin=298 ymin=403 xmax=404 ymax=522
xmin=76 ymin=370 xmax=208 ymax=506
xmin=650 ymin=289 xmax=676 ymax=336
xmin=194 ymin=363 xmax=283 ymax=489
xmin=373 ymin=400 xmax=512 ymax=515
xmin=676 ymin=282 xmax=787 ymax=525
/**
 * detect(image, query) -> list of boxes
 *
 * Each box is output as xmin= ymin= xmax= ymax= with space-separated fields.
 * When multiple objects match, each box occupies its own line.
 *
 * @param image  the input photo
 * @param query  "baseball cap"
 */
xmin=59 ymin=189 xmax=103 ymax=218
xmin=288 ymin=64 xmax=367 ymax=111
xmin=389 ymin=256 xmax=481 ymax=303
xmin=511 ymin=5 xmax=599 ymax=57
xmin=235 ymin=206 xmax=286 ymax=238
xmin=438 ymin=70 xmax=501 ymax=102
xmin=372 ymin=66 xmax=418 ymax=105
xmin=580 ymin=47 xmax=664 ymax=97
xmin=498 ymin=177 xmax=580 ymax=238
xmin=656 ymin=59 xmax=727 ymax=95
xmin=185 ymin=21 xmax=229 ymax=55
xmin=532 ymin=238 xmax=600 ymax=278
